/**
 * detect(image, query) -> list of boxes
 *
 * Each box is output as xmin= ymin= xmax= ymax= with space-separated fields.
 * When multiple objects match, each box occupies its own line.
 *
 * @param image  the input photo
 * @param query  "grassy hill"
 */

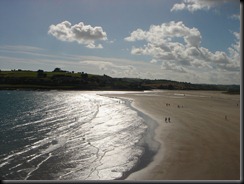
xmin=0 ymin=69 xmax=240 ymax=93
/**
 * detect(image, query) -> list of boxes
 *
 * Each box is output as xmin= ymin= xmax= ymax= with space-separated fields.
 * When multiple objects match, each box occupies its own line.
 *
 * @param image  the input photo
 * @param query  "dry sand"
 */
xmin=105 ymin=90 xmax=240 ymax=180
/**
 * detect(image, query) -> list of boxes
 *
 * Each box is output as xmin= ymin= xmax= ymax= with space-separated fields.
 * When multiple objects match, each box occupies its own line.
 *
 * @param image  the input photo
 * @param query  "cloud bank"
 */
xmin=125 ymin=21 xmax=240 ymax=83
xmin=48 ymin=21 xmax=107 ymax=49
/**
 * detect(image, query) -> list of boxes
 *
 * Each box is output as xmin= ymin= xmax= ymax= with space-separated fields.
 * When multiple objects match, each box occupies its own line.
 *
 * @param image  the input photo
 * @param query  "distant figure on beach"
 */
xmin=178 ymin=105 xmax=180 ymax=108
xmin=168 ymin=117 xmax=170 ymax=122
xmin=165 ymin=117 xmax=167 ymax=123
xmin=225 ymin=115 xmax=227 ymax=120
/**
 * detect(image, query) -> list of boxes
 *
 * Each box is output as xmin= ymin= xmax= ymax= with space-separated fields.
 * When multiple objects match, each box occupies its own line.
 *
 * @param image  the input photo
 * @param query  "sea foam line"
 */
xmin=24 ymin=153 xmax=52 ymax=180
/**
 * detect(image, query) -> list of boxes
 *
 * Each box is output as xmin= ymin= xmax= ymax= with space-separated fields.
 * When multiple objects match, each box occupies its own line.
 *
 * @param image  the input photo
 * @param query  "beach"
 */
xmin=105 ymin=90 xmax=240 ymax=180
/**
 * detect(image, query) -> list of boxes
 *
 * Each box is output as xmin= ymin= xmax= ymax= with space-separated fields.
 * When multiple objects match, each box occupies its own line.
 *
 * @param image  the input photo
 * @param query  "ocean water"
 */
xmin=0 ymin=90 xmax=159 ymax=180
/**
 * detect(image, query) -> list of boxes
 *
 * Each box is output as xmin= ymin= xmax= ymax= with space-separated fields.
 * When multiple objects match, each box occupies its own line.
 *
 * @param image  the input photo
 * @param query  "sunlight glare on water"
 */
xmin=0 ymin=91 xmax=148 ymax=180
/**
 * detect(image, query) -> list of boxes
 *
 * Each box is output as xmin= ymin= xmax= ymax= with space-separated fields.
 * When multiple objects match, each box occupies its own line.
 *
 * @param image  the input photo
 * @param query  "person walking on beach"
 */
xmin=225 ymin=115 xmax=227 ymax=120
xmin=165 ymin=117 xmax=167 ymax=123
xmin=168 ymin=117 xmax=170 ymax=122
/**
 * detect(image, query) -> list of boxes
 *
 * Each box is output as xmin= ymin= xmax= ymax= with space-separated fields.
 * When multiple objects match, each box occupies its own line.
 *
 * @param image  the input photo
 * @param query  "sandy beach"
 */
xmin=105 ymin=90 xmax=240 ymax=180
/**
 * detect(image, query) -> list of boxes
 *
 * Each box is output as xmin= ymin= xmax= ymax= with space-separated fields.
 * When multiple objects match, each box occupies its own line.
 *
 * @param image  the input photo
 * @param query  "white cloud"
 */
xmin=0 ymin=45 xmax=80 ymax=61
xmin=124 ymin=28 xmax=147 ymax=41
xmin=81 ymin=60 xmax=135 ymax=71
xmin=80 ymin=60 xmax=141 ymax=77
xmin=150 ymin=59 xmax=158 ymax=63
xmin=230 ymin=14 xmax=240 ymax=20
xmin=161 ymin=61 xmax=187 ymax=73
xmin=125 ymin=21 xmax=203 ymax=63
xmin=48 ymin=21 xmax=107 ymax=49
xmin=226 ymin=31 xmax=240 ymax=71
xmin=171 ymin=0 xmax=239 ymax=12
xmin=86 ymin=43 xmax=103 ymax=49
xmin=171 ymin=3 xmax=186 ymax=12
xmin=125 ymin=21 xmax=201 ymax=47
xmin=0 ymin=45 xmax=44 ymax=52
xmin=125 ymin=21 xmax=240 ymax=84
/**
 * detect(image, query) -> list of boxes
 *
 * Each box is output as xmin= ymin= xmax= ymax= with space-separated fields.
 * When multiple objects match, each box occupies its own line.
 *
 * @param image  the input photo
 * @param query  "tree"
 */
xmin=81 ymin=72 xmax=88 ymax=80
xmin=53 ymin=68 xmax=61 ymax=72
xmin=37 ymin=69 xmax=46 ymax=78
xmin=168 ymin=84 xmax=174 ymax=90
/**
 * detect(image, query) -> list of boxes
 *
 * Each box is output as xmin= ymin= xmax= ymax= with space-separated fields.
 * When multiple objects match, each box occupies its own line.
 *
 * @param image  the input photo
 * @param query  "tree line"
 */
xmin=0 ymin=68 xmax=240 ymax=93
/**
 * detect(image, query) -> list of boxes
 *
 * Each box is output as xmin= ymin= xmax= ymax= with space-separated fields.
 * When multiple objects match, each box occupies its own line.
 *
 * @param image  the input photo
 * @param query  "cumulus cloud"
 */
xmin=125 ymin=21 xmax=240 ymax=80
xmin=48 ymin=21 xmax=107 ymax=49
xmin=80 ymin=60 xmax=139 ymax=77
xmin=226 ymin=31 xmax=240 ymax=70
xmin=161 ymin=61 xmax=187 ymax=73
xmin=125 ymin=21 xmax=202 ymax=64
xmin=171 ymin=3 xmax=186 ymax=11
xmin=171 ymin=0 xmax=239 ymax=12
xmin=125 ymin=21 xmax=201 ymax=47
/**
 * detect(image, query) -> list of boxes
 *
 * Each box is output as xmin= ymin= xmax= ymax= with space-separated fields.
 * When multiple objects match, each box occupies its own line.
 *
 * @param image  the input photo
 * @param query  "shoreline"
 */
xmin=104 ymin=90 xmax=240 ymax=181
xmin=103 ymin=93 xmax=165 ymax=181
xmin=100 ymin=96 xmax=161 ymax=180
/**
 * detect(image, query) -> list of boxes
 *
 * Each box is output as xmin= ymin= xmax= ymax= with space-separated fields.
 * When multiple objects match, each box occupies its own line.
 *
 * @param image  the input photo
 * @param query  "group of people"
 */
xmin=166 ymin=103 xmax=183 ymax=108
xmin=165 ymin=117 xmax=171 ymax=123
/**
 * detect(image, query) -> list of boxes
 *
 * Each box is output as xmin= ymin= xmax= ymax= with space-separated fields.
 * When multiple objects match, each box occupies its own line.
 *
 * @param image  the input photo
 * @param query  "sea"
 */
xmin=0 ymin=90 xmax=159 ymax=180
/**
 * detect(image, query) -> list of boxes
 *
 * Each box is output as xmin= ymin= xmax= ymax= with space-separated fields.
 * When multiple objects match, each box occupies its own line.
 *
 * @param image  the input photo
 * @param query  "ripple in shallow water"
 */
xmin=0 ymin=91 xmax=158 ymax=180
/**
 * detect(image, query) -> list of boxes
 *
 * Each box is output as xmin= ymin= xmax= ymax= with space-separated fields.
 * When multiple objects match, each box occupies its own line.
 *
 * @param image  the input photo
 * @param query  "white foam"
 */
xmin=25 ymin=153 xmax=52 ymax=180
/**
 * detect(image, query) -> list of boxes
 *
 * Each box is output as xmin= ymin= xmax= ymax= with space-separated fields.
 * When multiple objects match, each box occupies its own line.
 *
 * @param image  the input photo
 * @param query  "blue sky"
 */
xmin=0 ymin=0 xmax=240 ymax=84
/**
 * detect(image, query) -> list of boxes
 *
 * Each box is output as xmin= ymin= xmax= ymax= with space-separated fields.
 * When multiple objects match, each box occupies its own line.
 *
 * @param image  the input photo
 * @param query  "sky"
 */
xmin=0 ymin=0 xmax=241 ymax=84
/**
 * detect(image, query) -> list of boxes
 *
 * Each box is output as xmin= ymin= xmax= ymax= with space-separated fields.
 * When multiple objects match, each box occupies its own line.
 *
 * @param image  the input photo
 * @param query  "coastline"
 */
xmin=104 ymin=96 xmax=161 ymax=180
xmin=104 ymin=90 xmax=240 ymax=180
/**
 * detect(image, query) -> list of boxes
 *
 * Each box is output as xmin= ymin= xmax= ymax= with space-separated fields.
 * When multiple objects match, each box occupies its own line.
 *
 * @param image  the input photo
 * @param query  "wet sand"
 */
xmin=106 ymin=90 xmax=240 ymax=180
